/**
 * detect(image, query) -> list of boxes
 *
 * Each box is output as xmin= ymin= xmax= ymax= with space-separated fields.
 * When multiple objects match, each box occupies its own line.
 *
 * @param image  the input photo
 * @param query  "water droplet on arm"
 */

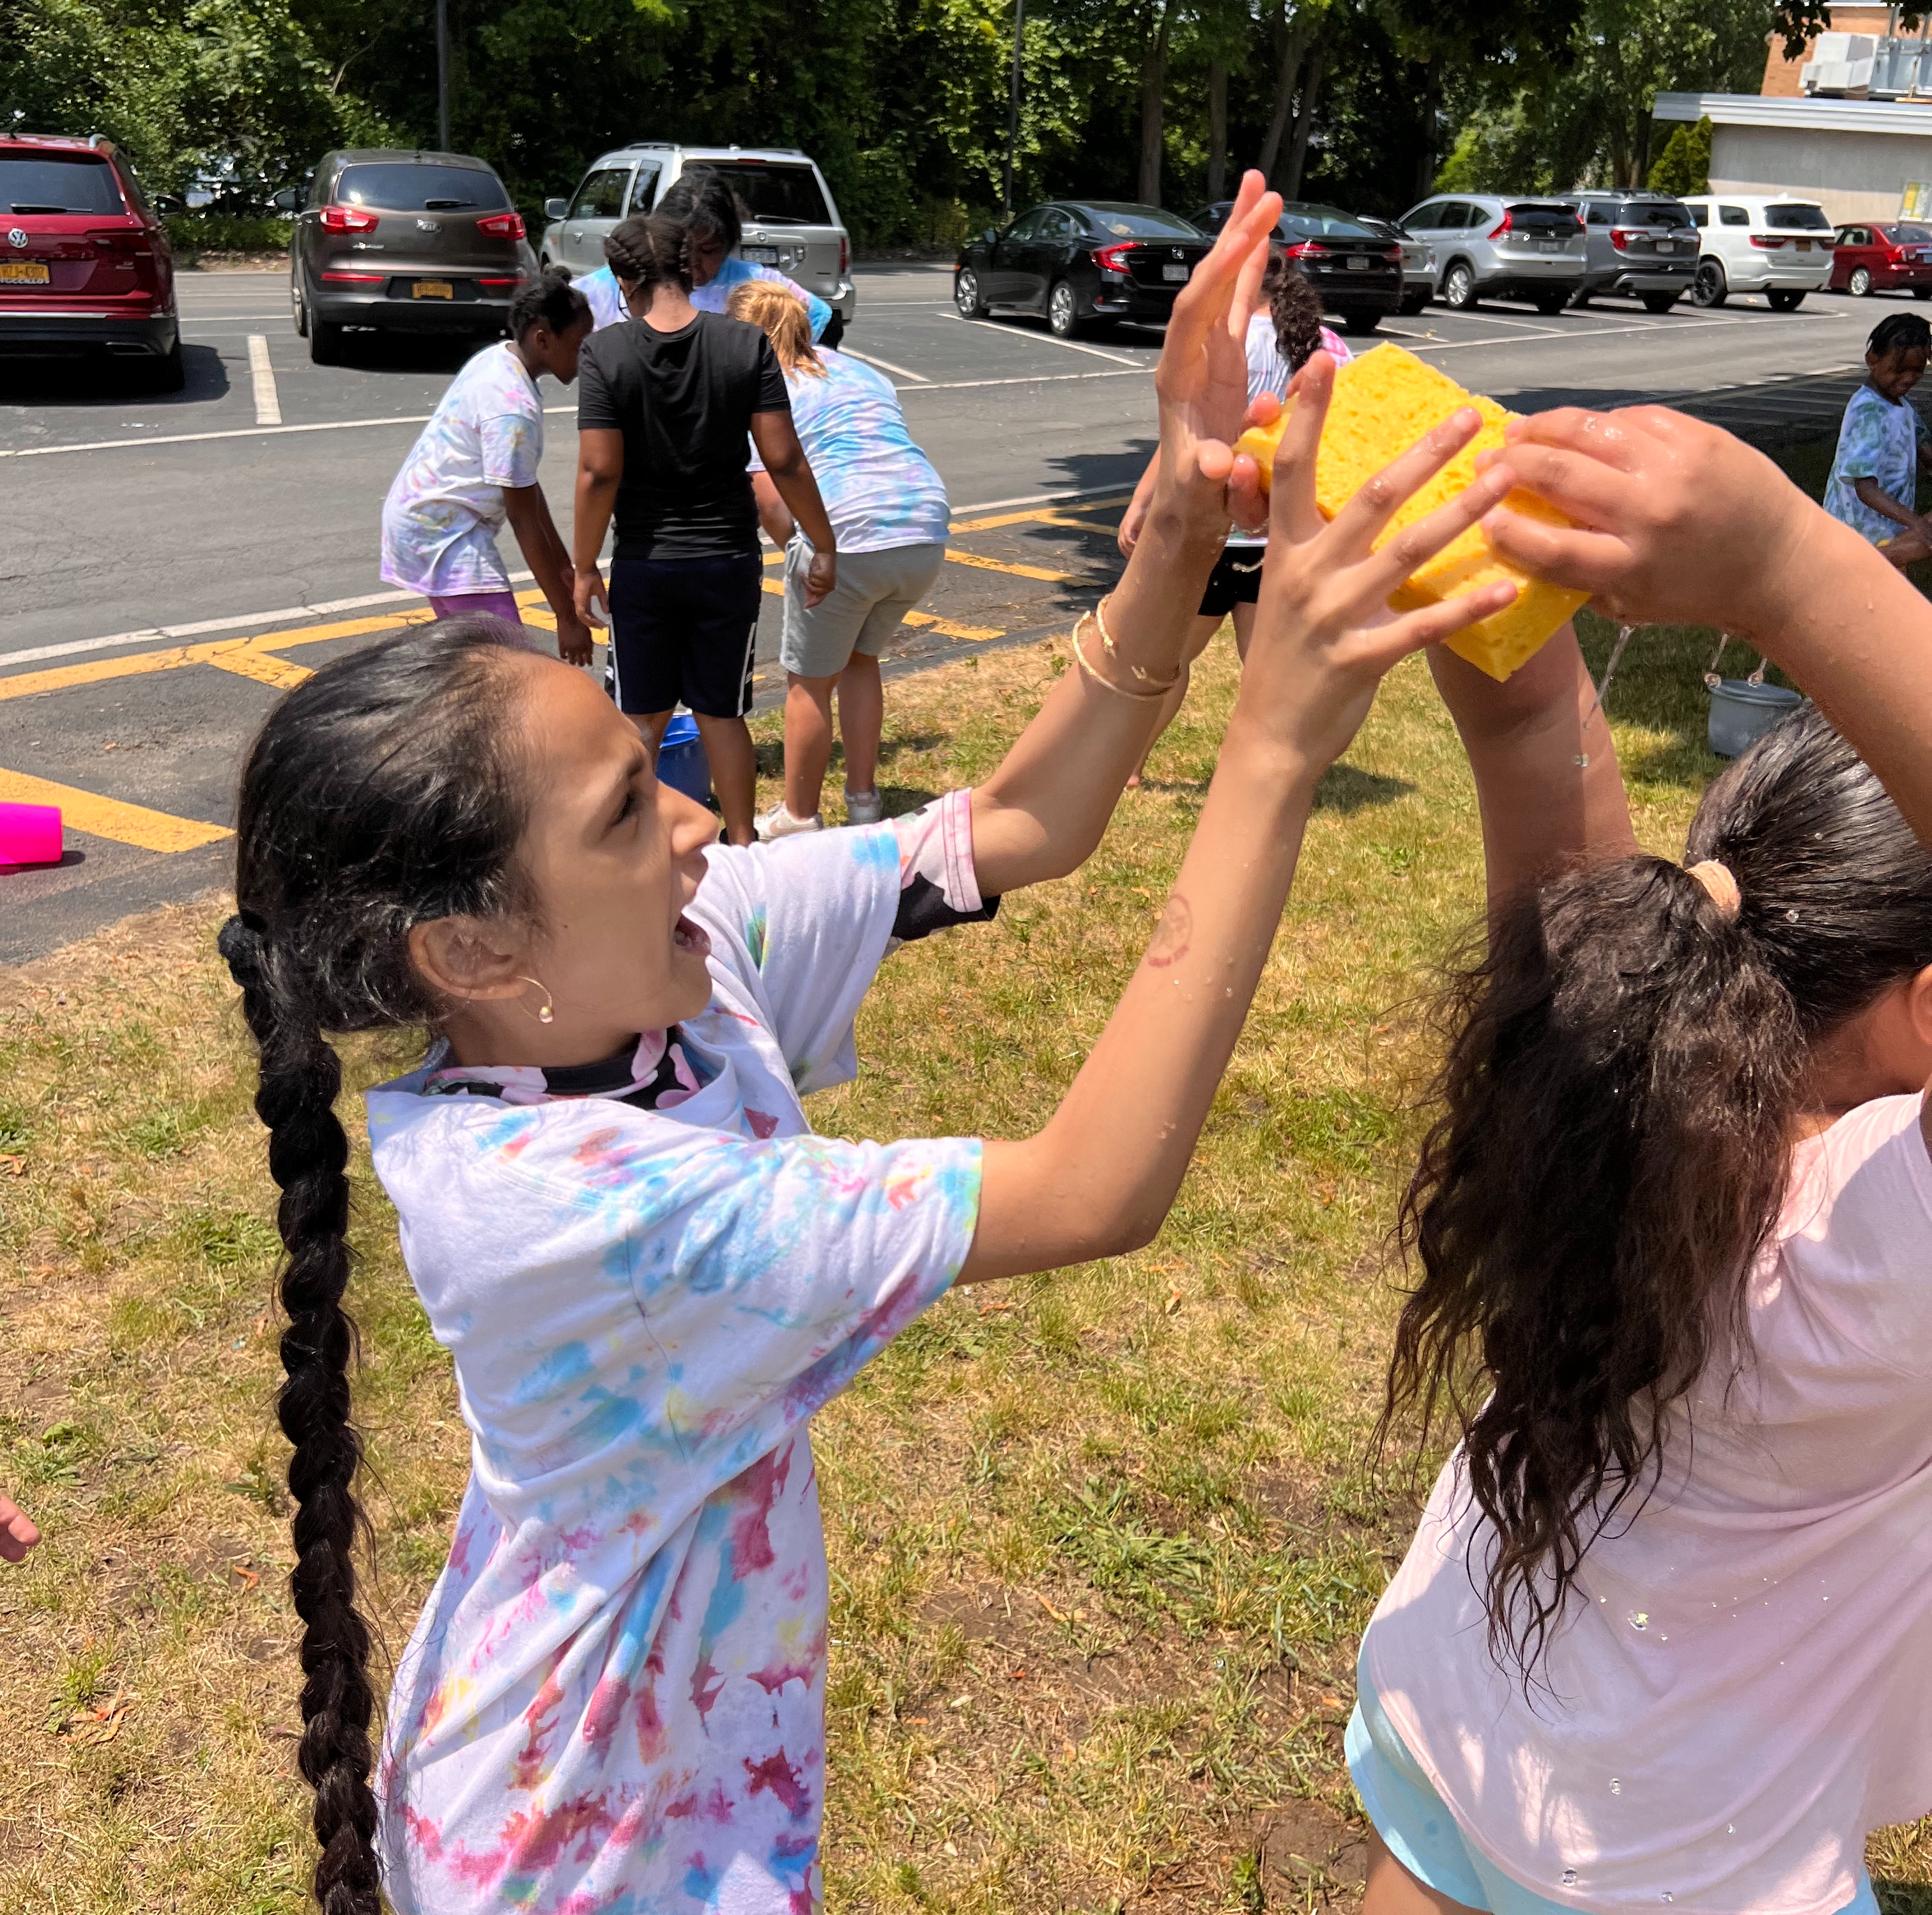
xmin=1562 ymin=1869 xmax=1578 ymax=1888
xmin=1610 ymin=1778 xmax=1622 ymax=1796
xmin=1627 ymin=1610 xmax=1648 ymax=1631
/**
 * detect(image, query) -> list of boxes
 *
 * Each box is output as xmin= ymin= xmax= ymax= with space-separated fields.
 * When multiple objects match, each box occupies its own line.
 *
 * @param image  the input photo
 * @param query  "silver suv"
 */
xmin=1398 ymin=194 xmax=1586 ymax=313
xmin=540 ymin=144 xmax=855 ymax=324
xmin=1558 ymin=190 xmax=1696 ymax=311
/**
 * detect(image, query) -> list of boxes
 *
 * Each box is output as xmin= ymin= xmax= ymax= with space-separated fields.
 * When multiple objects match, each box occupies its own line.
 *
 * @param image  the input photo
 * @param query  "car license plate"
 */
xmin=0 ymin=261 xmax=50 ymax=284
xmin=1162 ymin=263 xmax=1190 ymax=282
xmin=1537 ymin=239 xmax=1561 ymax=251
xmin=1346 ymin=254 xmax=1370 ymax=270
xmin=742 ymin=246 xmax=779 ymax=264
xmin=413 ymin=279 xmax=454 ymax=298
xmin=1796 ymin=240 xmax=1812 ymax=251
xmin=1655 ymin=239 xmax=1675 ymax=252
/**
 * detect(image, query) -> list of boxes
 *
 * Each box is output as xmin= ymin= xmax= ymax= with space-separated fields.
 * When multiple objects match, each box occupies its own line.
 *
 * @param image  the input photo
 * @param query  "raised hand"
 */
xmin=0 ymin=1489 xmax=40 ymax=1563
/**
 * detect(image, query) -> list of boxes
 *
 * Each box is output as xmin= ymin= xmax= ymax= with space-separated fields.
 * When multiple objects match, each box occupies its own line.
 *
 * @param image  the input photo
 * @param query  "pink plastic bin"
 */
xmin=0 ymin=802 xmax=62 ymax=867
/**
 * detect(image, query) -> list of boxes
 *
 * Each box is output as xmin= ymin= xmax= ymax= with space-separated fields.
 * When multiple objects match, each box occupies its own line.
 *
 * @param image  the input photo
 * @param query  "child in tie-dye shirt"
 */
xmin=218 ymin=171 xmax=1525 ymax=1915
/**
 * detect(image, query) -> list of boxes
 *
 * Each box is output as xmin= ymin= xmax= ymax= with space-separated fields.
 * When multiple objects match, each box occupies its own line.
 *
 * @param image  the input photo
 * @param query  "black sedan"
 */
xmin=1190 ymin=199 xmax=1404 ymax=333
xmin=953 ymin=202 xmax=1211 ymax=337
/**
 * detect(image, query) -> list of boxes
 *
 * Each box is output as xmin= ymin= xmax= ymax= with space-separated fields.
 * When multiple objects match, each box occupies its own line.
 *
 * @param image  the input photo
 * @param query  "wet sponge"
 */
xmin=1232 ymin=343 xmax=1588 ymax=682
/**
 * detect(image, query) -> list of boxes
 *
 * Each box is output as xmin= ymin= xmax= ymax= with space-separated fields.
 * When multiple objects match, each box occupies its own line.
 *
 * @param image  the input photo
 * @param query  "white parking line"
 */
xmin=949 ymin=314 xmax=1147 ymax=367
xmin=1406 ymin=312 xmax=1851 ymax=355
xmin=247 ymin=335 xmax=282 ymax=426
xmin=839 ymin=346 xmax=929 ymax=382
xmin=902 ymin=369 xmax=1147 ymax=394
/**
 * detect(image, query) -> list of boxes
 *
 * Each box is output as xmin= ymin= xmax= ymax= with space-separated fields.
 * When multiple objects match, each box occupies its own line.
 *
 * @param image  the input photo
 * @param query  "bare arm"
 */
xmin=1117 ymin=450 xmax=1160 ymax=557
xmin=1428 ymin=623 xmax=1637 ymax=918
xmin=502 ymin=484 xmax=592 ymax=666
xmin=572 ymin=427 xmax=624 ymax=629
xmin=752 ymin=470 xmax=795 ymax=548
xmin=749 ymin=411 xmax=836 ymax=608
xmin=960 ymin=371 xmax=1521 ymax=1281
xmin=1852 ymin=474 xmax=1923 ymax=532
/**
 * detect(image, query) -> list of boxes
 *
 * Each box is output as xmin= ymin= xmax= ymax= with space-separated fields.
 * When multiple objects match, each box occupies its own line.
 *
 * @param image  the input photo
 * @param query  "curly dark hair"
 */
xmin=656 ymin=169 xmax=744 ymax=254
xmin=1262 ymin=254 xmax=1326 ymax=372
xmin=220 ymin=620 xmax=538 ymax=1912
xmin=1383 ymin=702 xmax=1932 ymax=1677
xmin=508 ymin=263 xmax=588 ymax=342
xmin=1867 ymin=310 xmax=1931 ymax=359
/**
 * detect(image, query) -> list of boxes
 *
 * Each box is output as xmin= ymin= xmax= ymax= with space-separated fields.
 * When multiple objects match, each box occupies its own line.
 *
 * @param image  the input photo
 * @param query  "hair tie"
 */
xmin=1685 ymin=859 xmax=1742 ymax=923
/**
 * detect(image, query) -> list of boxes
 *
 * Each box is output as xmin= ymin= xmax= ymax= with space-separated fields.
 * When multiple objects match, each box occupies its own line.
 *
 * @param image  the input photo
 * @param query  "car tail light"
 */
xmin=1280 ymin=240 xmax=1319 ymax=261
xmin=476 ymin=211 xmax=525 ymax=240
xmin=1093 ymin=241 xmax=1135 ymax=273
xmin=319 ymin=204 xmax=379 ymax=233
xmin=477 ymin=276 xmax=520 ymax=288
xmin=839 ymin=234 xmax=849 ymax=277
xmin=1383 ymin=247 xmax=1403 ymax=264
xmin=1487 ymin=211 xmax=1514 ymax=238
xmin=321 ymin=268 xmax=385 ymax=282
xmin=1750 ymin=235 xmax=1789 ymax=249
xmin=88 ymin=228 xmax=155 ymax=256
xmin=1610 ymin=227 xmax=1639 ymax=251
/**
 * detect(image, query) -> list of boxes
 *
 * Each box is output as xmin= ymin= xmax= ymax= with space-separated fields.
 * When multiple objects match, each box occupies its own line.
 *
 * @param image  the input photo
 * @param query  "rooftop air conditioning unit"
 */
xmin=1812 ymin=32 xmax=1876 ymax=61
xmin=1803 ymin=54 xmax=1878 ymax=91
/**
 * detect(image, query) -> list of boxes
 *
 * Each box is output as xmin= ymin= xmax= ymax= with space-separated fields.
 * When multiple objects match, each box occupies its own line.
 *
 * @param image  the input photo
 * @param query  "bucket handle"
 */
xmin=1704 ymin=632 xmax=1768 ymax=690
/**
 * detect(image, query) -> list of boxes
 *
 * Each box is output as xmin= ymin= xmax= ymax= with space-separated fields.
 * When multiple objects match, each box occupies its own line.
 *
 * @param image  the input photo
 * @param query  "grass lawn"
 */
xmin=5 ymin=484 xmax=1932 ymax=1910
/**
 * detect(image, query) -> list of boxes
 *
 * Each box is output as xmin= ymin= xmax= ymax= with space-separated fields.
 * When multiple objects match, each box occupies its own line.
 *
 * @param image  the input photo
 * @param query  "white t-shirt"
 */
xmin=1365 ymin=1093 xmax=1932 ymax=1915
xmin=1226 ymin=312 xmax=1351 ymax=548
xmin=379 ymin=342 xmax=544 ymax=596
xmin=371 ymin=801 xmax=992 ymax=1915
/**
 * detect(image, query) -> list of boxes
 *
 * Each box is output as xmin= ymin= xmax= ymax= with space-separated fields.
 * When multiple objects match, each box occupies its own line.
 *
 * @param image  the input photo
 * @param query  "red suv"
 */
xmin=1829 ymin=221 xmax=1932 ymax=298
xmin=0 ymin=134 xmax=180 ymax=390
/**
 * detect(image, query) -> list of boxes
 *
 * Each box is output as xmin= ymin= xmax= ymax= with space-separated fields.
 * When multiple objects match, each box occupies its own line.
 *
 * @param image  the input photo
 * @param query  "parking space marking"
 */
xmin=904 ymin=608 xmax=1002 ymax=642
xmin=950 ymin=495 xmax=1130 ymax=532
xmin=0 ymin=767 xmax=231 ymax=853
xmin=0 ymin=410 xmax=436 ymax=459
xmin=247 ymin=335 xmax=282 ymax=426
xmin=905 ymin=368 xmax=1147 ymax=394
xmin=841 ymin=346 xmax=929 ymax=382
xmin=949 ymin=314 xmax=1147 ymax=368
xmin=944 ymin=548 xmax=1078 ymax=583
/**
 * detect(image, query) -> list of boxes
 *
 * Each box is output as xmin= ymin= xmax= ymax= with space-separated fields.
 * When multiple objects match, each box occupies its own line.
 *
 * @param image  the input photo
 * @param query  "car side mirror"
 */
xmin=270 ymin=187 xmax=298 ymax=212
xmin=982 ymin=227 xmax=999 ymax=245
xmin=545 ymin=198 xmax=568 ymax=220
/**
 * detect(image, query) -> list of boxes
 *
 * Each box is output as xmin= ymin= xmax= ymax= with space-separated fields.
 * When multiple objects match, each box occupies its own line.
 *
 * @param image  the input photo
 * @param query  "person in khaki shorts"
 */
xmin=730 ymin=281 xmax=950 ymax=838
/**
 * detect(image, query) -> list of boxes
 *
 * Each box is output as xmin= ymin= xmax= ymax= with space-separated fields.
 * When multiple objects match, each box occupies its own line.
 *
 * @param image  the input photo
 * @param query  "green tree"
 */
xmin=1647 ymin=112 xmax=1711 ymax=194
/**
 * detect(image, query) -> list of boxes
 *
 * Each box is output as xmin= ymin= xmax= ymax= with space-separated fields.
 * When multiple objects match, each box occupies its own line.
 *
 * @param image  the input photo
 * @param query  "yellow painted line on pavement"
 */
xmin=948 ymin=495 xmax=1130 ymax=532
xmin=904 ymin=609 xmax=1003 ymax=642
xmin=199 ymin=640 xmax=313 ymax=690
xmin=944 ymin=549 xmax=1078 ymax=583
xmin=0 ymin=767 xmax=230 ymax=853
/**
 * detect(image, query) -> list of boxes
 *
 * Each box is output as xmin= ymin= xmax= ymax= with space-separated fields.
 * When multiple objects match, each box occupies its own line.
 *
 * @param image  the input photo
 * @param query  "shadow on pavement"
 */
xmin=0 ymin=342 xmax=231 ymax=408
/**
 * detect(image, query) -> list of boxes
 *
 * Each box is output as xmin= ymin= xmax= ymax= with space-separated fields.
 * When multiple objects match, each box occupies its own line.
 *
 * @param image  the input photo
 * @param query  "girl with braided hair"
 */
xmin=218 ymin=171 xmax=1533 ymax=1915
xmin=1340 ymin=404 xmax=1932 ymax=1915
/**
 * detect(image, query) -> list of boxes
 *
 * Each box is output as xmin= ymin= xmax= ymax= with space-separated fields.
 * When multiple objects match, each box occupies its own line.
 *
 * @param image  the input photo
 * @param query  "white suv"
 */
xmin=1680 ymin=196 xmax=1834 ymax=311
xmin=539 ymin=144 xmax=855 ymax=325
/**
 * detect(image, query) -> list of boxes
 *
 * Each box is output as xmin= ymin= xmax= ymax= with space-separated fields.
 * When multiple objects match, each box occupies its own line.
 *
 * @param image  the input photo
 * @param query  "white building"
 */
xmin=1653 ymin=93 xmax=1932 ymax=225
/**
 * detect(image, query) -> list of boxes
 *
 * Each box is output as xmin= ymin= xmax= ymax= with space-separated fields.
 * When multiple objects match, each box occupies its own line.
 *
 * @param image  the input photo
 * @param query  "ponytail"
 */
xmin=220 ymin=914 xmax=379 ymax=1912
xmin=222 ymin=617 xmax=537 ymax=1909
xmin=1384 ymin=703 xmax=1932 ymax=1675
xmin=604 ymin=213 xmax=693 ymax=305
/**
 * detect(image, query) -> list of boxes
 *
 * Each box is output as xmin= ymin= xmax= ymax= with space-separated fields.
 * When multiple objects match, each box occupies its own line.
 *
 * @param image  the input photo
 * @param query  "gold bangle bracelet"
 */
xmin=1094 ymin=593 xmax=1177 ymax=688
xmin=1070 ymin=611 xmax=1176 ymax=700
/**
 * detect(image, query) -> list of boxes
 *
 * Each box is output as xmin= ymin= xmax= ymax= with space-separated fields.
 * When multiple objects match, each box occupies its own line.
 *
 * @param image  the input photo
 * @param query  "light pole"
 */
xmin=436 ymin=0 xmax=450 ymax=151
xmin=1004 ymin=0 xmax=1023 ymax=218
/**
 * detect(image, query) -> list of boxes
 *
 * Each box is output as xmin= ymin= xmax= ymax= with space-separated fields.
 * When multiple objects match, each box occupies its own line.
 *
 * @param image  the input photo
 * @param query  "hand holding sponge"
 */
xmin=1232 ymin=343 xmax=1588 ymax=682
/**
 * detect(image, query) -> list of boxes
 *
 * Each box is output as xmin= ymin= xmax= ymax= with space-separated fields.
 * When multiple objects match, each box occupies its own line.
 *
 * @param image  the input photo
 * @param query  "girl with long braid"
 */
xmin=218 ymin=171 xmax=1531 ymax=1915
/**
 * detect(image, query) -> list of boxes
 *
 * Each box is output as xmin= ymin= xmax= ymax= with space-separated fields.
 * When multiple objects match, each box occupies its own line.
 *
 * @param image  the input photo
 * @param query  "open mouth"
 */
xmin=673 ymin=914 xmax=712 ymax=959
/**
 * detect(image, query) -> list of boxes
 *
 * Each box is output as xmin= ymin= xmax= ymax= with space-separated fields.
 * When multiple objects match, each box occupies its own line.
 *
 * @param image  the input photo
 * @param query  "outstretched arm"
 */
xmin=503 ymin=483 xmax=593 ymax=666
xmin=967 ymin=170 xmax=1286 ymax=900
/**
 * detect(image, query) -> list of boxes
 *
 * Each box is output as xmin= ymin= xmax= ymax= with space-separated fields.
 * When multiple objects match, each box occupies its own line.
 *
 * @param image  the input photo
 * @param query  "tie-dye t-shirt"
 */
xmin=368 ymin=803 xmax=989 ymax=1915
xmin=579 ymin=258 xmax=832 ymax=341
xmin=380 ymin=341 xmax=544 ymax=595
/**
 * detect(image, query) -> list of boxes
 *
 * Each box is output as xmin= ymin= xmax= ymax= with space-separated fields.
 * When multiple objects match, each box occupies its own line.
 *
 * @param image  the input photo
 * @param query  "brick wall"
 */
xmin=1760 ymin=6 xmax=1894 ymax=95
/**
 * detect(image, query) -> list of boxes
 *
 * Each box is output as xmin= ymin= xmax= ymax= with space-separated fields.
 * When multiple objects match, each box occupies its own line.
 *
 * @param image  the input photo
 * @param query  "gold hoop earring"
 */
xmin=516 ymin=976 xmax=555 ymax=1025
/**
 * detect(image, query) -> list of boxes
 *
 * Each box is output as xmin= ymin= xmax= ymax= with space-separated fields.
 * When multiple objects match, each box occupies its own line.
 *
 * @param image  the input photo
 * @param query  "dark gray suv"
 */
xmin=290 ymin=149 xmax=537 ymax=364
xmin=1559 ymin=190 xmax=1697 ymax=312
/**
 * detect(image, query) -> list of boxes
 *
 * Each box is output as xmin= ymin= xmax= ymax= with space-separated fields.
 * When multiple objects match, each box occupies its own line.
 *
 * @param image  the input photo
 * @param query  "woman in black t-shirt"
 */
xmin=574 ymin=213 xmax=838 ymax=845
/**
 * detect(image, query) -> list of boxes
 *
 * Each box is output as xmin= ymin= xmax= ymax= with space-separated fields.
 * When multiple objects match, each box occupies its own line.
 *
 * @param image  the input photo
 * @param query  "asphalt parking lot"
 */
xmin=0 ymin=259 xmax=1904 ymax=958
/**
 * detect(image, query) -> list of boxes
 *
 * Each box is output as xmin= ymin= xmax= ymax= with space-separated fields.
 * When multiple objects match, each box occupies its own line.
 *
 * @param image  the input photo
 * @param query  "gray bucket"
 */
xmin=1707 ymin=677 xmax=1802 ymax=759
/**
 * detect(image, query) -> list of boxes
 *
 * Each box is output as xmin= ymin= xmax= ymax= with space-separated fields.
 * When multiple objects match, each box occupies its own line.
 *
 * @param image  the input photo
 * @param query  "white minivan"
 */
xmin=1679 ymin=196 xmax=1835 ymax=311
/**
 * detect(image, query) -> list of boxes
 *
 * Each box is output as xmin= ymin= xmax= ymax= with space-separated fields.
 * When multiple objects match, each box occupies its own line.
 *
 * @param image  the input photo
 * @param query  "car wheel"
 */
xmin=1916 ymin=288 xmax=1932 ymax=301
xmin=1767 ymin=288 xmax=1806 ymax=312
xmin=1340 ymin=307 xmax=1382 ymax=335
xmin=1568 ymin=286 xmax=1592 ymax=309
xmin=1398 ymin=290 xmax=1429 ymax=316
xmin=310 ymin=316 xmax=346 ymax=365
xmin=1442 ymin=261 xmax=1477 ymax=310
xmin=954 ymin=268 xmax=988 ymax=319
xmin=1688 ymin=258 xmax=1727 ymax=309
xmin=150 ymin=340 xmax=185 ymax=394
xmin=290 ymin=275 xmax=309 ymax=337
xmin=1640 ymin=292 xmax=1680 ymax=314
xmin=1046 ymin=279 xmax=1084 ymax=337
xmin=1848 ymin=266 xmax=1873 ymax=296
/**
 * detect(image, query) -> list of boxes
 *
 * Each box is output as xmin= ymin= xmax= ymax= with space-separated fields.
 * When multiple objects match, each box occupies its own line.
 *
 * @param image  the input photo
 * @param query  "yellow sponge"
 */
xmin=1232 ymin=343 xmax=1587 ymax=682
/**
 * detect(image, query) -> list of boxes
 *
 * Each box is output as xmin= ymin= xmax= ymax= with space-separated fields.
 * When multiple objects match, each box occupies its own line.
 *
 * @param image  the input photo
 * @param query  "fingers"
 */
xmin=1172 ymin=169 xmax=1281 ymax=335
xmin=1322 ymin=404 xmax=1483 ymax=558
xmin=1226 ymin=458 xmax=1268 ymax=535
xmin=1503 ymin=405 xmax=1655 ymax=472
xmin=0 ymin=1493 xmax=38 ymax=1561
xmin=1360 ymin=580 xmax=1521 ymax=675
xmin=1481 ymin=502 xmax=1632 ymax=594
xmin=1269 ymin=352 xmax=1335 ymax=544
xmin=1361 ymin=456 xmax=1519 ymax=603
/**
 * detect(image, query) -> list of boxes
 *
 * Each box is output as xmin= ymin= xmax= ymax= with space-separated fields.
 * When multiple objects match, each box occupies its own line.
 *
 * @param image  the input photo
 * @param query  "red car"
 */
xmin=0 ymin=133 xmax=180 ymax=390
xmin=1829 ymin=220 xmax=1932 ymax=299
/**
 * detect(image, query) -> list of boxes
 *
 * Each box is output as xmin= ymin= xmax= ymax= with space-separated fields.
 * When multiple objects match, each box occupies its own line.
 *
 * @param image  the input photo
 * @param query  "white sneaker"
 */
xmin=844 ymin=788 xmax=884 ymax=826
xmin=755 ymin=801 xmax=824 ymax=842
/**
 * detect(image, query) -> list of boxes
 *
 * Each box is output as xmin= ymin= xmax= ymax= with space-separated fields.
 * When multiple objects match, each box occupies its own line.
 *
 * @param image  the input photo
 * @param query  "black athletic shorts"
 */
xmin=608 ymin=553 xmax=763 ymax=719
xmin=1199 ymin=542 xmax=1266 ymax=618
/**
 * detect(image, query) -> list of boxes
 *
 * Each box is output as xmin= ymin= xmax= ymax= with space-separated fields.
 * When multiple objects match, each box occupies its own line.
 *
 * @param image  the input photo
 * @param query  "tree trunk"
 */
xmin=1138 ymin=0 xmax=1174 ymax=206
xmin=1258 ymin=5 xmax=1311 ymax=186
xmin=1208 ymin=59 xmax=1227 ymax=202
xmin=1284 ymin=40 xmax=1326 ymax=198
xmin=1415 ymin=59 xmax=1438 ymax=201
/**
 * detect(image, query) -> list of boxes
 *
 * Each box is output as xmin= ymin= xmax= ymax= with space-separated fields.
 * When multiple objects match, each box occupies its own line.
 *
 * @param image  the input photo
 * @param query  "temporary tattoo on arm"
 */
xmin=1144 ymin=893 xmax=1192 ymax=969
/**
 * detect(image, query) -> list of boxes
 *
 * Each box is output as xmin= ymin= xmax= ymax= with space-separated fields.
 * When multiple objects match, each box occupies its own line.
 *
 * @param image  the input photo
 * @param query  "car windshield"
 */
xmin=686 ymin=162 xmax=831 ymax=227
xmin=1766 ymin=203 xmax=1831 ymax=231
xmin=1624 ymin=201 xmax=1692 ymax=228
xmin=1081 ymin=204 xmax=1203 ymax=238
xmin=0 ymin=155 xmax=125 ymax=215
xmin=1505 ymin=203 xmax=1582 ymax=233
xmin=1280 ymin=206 xmax=1380 ymax=240
xmin=1887 ymin=223 xmax=1932 ymax=243
xmin=337 ymin=164 xmax=509 ymax=211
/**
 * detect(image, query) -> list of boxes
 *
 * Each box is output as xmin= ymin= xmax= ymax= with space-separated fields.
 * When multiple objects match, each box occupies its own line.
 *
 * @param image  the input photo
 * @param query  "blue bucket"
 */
xmin=657 ymin=711 xmax=712 ymax=803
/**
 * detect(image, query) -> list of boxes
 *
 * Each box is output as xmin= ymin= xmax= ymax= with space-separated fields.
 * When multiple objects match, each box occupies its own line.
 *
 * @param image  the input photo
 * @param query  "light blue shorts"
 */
xmin=1346 ymin=1656 xmax=1879 ymax=1915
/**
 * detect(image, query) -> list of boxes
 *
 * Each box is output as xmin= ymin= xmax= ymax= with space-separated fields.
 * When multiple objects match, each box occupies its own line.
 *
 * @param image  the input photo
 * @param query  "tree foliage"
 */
xmin=1647 ymin=112 xmax=1712 ymax=196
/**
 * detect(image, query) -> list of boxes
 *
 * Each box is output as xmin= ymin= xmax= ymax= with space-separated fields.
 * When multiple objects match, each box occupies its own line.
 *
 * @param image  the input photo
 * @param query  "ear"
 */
xmin=1904 ymin=964 xmax=1932 ymax=1051
xmin=408 ymin=914 xmax=534 ymax=1006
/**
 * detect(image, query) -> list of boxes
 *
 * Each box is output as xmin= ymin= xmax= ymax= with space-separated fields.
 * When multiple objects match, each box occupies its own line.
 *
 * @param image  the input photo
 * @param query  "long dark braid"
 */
xmin=220 ymin=619 xmax=538 ymax=1910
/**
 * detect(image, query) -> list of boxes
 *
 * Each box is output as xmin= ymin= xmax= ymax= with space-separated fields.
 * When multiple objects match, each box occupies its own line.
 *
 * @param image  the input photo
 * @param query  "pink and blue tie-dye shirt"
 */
xmin=380 ymin=341 xmax=546 ymax=596
xmin=367 ymin=800 xmax=988 ymax=1915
